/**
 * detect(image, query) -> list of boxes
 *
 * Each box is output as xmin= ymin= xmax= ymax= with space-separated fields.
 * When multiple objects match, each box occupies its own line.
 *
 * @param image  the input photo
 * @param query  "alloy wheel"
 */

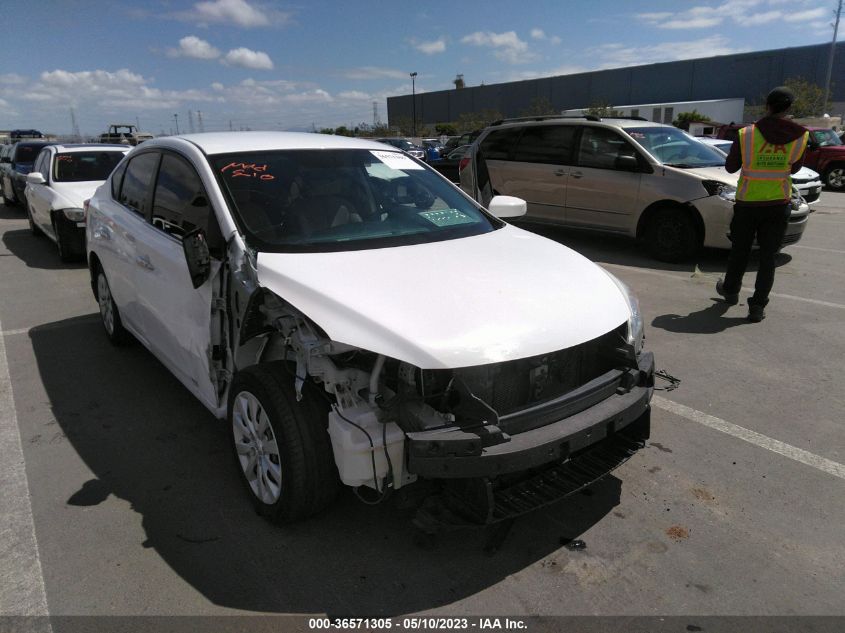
xmin=97 ymin=273 xmax=115 ymax=336
xmin=232 ymin=391 xmax=282 ymax=504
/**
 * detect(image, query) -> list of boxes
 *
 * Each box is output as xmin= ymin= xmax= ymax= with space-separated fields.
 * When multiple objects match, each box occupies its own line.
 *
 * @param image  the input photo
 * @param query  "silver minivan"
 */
xmin=460 ymin=115 xmax=809 ymax=261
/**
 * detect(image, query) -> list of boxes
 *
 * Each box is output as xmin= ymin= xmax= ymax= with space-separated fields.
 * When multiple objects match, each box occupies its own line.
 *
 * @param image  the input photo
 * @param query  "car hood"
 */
xmin=256 ymin=225 xmax=631 ymax=369
xmin=679 ymin=165 xmax=739 ymax=186
xmin=49 ymin=181 xmax=105 ymax=209
xmin=793 ymin=166 xmax=820 ymax=180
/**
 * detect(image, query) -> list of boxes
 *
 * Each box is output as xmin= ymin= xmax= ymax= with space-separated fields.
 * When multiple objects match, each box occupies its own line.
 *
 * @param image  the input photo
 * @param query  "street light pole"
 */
xmin=174 ymin=113 xmax=180 ymax=135
xmin=410 ymin=72 xmax=418 ymax=138
xmin=822 ymin=0 xmax=843 ymax=115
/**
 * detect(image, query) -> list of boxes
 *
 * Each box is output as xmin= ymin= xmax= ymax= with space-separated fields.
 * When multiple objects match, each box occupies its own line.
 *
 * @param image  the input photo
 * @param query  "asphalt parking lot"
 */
xmin=1 ymin=192 xmax=843 ymax=625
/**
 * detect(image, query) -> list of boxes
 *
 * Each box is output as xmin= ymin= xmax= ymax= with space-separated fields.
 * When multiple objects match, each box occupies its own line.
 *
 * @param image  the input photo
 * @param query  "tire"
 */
xmin=228 ymin=363 xmax=338 ymax=523
xmin=824 ymin=165 xmax=845 ymax=191
xmin=27 ymin=204 xmax=43 ymax=236
xmin=95 ymin=267 xmax=131 ymax=345
xmin=52 ymin=215 xmax=83 ymax=262
xmin=643 ymin=207 xmax=700 ymax=262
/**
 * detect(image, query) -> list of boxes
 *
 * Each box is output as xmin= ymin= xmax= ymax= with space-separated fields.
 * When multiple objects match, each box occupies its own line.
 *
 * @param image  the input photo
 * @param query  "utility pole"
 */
xmin=229 ymin=119 xmax=233 ymax=131
xmin=70 ymin=107 xmax=81 ymax=142
xmin=410 ymin=72 xmax=418 ymax=137
xmin=173 ymin=113 xmax=180 ymax=134
xmin=136 ymin=116 xmax=141 ymax=131
xmin=823 ymin=0 xmax=843 ymax=115
xmin=373 ymin=101 xmax=378 ymax=128
xmin=188 ymin=110 xmax=195 ymax=134
xmin=197 ymin=110 xmax=204 ymax=133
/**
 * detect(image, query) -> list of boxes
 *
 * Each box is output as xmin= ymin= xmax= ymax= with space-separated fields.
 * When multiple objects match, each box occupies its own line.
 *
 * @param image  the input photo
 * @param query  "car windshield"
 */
xmin=211 ymin=149 xmax=500 ymax=253
xmin=812 ymin=129 xmax=842 ymax=147
xmin=627 ymin=127 xmax=727 ymax=167
xmin=52 ymin=152 xmax=125 ymax=182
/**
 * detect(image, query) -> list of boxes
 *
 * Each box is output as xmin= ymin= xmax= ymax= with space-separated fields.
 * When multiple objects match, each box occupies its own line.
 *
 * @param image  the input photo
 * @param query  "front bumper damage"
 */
xmin=410 ymin=352 xmax=654 ymax=530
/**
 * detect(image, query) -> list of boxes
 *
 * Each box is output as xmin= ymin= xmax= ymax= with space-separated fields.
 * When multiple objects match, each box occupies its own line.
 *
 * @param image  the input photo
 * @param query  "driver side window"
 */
xmin=577 ymin=127 xmax=636 ymax=170
xmin=151 ymin=153 xmax=222 ymax=252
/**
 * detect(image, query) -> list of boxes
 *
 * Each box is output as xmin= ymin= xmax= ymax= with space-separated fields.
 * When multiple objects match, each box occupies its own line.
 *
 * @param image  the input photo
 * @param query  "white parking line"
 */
xmin=792 ymin=244 xmax=845 ymax=254
xmin=603 ymin=263 xmax=845 ymax=310
xmin=1 ymin=328 xmax=30 ymax=337
xmin=0 ymin=317 xmax=51 ymax=618
xmin=653 ymin=396 xmax=845 ymax=481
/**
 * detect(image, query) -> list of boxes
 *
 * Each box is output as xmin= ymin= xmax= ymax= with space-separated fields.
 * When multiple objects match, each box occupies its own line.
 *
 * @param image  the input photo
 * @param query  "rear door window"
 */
xmin=118 ymin=152 xmax=159 ymax=217
xmin=479 ymin=127 xmax=523 ymax=160
xmin=512 ymin=125 xmax=577 ymax=165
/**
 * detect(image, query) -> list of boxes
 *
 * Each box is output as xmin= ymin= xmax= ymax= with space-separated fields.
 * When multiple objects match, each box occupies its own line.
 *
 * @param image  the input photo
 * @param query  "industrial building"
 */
xmin=387 ymin=42 xmax=845 ymax=127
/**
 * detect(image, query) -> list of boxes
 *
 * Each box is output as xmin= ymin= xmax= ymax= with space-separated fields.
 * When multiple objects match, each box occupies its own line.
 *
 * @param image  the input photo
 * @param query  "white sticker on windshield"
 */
xmin=370 ymin=150 xmax=424 ymax=170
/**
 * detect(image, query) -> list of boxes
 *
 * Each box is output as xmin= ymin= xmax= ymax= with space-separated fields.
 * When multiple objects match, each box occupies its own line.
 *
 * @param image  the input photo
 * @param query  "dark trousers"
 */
xmin=723 ymin=203 xmax=790 ymax=307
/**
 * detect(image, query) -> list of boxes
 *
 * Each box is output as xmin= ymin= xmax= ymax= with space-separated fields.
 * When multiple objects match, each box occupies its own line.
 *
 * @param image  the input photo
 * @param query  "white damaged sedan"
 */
xmin=86 ymin=132 xmax=654 ymax=528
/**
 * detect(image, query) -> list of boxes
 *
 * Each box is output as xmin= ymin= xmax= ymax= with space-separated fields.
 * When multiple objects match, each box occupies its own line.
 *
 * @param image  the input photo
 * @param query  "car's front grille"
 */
xmin=450 ymin=325 xmax=626 ymax=416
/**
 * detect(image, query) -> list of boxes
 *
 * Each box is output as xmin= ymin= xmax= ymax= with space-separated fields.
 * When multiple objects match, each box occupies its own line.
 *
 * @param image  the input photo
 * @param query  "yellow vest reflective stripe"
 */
xmin=736 ymin=125 xmax=809 ymax=202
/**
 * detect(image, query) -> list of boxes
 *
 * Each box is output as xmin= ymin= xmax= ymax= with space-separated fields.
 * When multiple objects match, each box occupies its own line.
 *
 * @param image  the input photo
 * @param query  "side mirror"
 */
xmin=26 ymin=172 xmax=46 ymax=185
xmin=182 ymin=229 xmax=211 ymax=289
xmin=615 ymin=155 xmax=639 ymax=172
xmin=488 ymin=195 xmax=527 ymax=218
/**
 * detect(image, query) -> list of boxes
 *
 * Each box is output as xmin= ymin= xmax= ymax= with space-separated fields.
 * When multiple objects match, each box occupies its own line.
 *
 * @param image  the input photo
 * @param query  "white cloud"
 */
xmin=530 ymin=28 xmax=546 ymax=40
xmin=343 ymin=66 xmax=409 ymax=80
xmin=589 ymin=35 xmax=745 ymax=68
xmin=659 ymin=16 xmax=724 ymax=29
xmin=414 ymin=38 xmax=446 ymax=54
xmin=192 ymin=0 xmax=269 ymax=27
xmin=167 ymin=35 xmax=221 ymax=59
xmin=784 ymin=7 xmax=828 ymax=21
xmin=0 ymin=73 xmax=26 ymax=85
xmin=211 ymin=82 xmax=225 ymax=91
xmin=461 ymin=30 xmax=536 ymax=64
xmin=634 ymin=0 xmax=795 ymax=29
xmin=338 ymin=90 xmax=372 ymax=100
xmin=222 ymin=47 xmax=274 ymax=70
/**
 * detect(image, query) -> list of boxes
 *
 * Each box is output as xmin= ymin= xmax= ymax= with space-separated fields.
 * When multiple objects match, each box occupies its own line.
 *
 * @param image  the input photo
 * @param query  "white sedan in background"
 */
xmin=25 ymin=144 xmax=128 ymax=261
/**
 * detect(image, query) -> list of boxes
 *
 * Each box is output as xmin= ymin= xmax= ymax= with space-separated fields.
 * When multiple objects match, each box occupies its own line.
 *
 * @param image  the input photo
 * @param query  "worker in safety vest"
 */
xmin=716 ymin=86 xmax=808 ymax=322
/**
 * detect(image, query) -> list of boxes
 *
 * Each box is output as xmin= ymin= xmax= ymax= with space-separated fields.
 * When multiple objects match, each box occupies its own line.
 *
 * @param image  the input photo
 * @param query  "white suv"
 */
xmin=460 ymin=116 xmax=808 ymax=261
xmin=86 ymin=132 xmax=653 ymax=527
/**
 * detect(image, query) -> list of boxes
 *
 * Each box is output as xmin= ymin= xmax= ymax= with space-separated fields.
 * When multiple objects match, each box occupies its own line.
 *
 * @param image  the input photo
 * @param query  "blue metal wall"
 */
xmin=388 ymin=42 xmax=844 ymax=125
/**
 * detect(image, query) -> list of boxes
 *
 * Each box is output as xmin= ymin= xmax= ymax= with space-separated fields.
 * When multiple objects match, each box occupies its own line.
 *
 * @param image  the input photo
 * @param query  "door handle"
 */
xmin=569 ymin=171 xmax=583 ymax=179
xmin=136 ymin=254 xmax=155 ymax=271
xmin=554 ymin=169 xmax=567 ymax=176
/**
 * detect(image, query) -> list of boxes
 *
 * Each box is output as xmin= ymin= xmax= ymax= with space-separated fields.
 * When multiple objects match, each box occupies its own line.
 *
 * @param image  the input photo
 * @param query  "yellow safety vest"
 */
xmin=736 ymin=124 xmax=808 ymax=202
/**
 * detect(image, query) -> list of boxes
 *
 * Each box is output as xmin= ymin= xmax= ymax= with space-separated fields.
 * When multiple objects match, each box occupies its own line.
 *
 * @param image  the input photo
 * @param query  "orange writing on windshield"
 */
xmin=220 ymin=162 xmax=275 ymax=180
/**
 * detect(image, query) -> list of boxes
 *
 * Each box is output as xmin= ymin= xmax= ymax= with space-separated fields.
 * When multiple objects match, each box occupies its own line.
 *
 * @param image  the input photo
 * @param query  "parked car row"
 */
xmin=459 ymin=115 xmax=811 ymax=262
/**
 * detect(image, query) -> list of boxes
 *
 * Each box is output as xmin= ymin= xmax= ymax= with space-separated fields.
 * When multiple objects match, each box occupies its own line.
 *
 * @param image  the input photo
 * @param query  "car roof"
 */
xmin=489 ymin=116 xmax=673 ymax=131
xmin=158 ymin=131 xmax=393 ymax=155
xmin=49 ymin=144 xmax=130 ymax=153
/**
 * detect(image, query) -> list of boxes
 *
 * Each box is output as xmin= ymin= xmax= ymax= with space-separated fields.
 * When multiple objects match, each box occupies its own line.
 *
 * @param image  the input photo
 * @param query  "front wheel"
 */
xmin=825 ymin=165 xmax=845 ymax=190
xmin=53 ymin=216 xmax=84 ymax=262
xmin=96 ymin=268 xmax=131 ymax=345
xmin=27 ymin=204 xmax=43 ymax=236
xmin=228 ymin=363 xmax=338 ymax=523
xmin=643 ymin=207 xmax=700 ymax=262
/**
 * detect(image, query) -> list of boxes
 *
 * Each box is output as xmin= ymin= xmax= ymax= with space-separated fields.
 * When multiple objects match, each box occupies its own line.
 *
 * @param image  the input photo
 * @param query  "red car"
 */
xmin=718 ymin=124 xmax=845 ymax=190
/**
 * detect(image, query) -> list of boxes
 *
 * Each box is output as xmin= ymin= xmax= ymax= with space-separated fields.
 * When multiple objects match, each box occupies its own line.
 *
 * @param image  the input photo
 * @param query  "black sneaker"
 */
xmin=716 ymin=278 xmax=738 ymax=305
xmin=748 ymin=304 xmax=766 ymax=322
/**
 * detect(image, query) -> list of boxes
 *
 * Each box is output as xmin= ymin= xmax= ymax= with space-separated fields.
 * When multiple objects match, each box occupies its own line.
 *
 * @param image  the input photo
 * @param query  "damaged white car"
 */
xmin=86 ymin=132 xmax=654 ymax=529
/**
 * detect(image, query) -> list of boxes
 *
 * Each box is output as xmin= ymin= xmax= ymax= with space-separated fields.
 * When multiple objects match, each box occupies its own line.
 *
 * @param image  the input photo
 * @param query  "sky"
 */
xmin=0 ymin=0 xmax=838 ymax=136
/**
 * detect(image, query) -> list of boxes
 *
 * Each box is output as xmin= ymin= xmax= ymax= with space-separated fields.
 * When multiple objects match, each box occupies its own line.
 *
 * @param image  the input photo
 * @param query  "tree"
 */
xmin=455 ymin=109 xmax=504 ymax=133
xmin=585 ymin=101 xmax=623 ymax=117
xmin=783 ymin=77 xmax=831 ymax=118
xmin=520 ymin=97 xmax=556 ymax=117
xmin=318 ymin=127 xmax=334 ymax=135
xmin=435 ymin=122 xmax=457 ymax=136
xmin=673 ymin=110 xmax=710 ymax=129
xmin=333 ymin=125 xmax=354 ymax=137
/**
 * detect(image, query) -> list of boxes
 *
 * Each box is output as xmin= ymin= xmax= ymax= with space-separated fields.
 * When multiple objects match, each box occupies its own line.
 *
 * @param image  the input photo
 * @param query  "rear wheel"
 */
xmin=825 ymin=165 xmax=845 ymax=190
xmin=96 ymin=267 xmax=131 ymax=345
xmin=643 ymin=207 xmax=700 ymax=262
xmin=229 ymin=363 xmax=338 ymax=523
